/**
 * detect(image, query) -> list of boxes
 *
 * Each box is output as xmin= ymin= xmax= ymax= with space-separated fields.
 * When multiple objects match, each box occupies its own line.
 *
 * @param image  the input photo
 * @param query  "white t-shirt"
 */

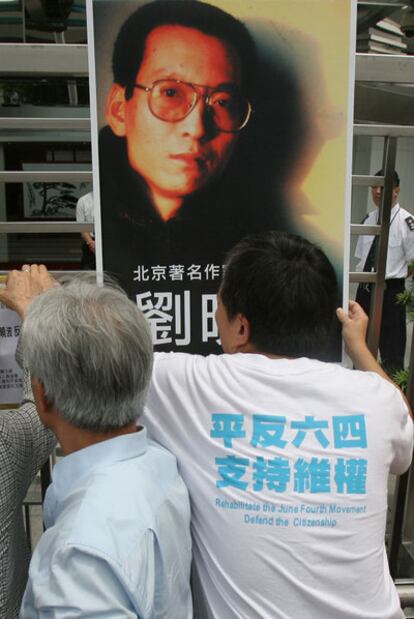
xmin=143 ymin=352 xmax=413 ymax=619
xmin=76 ymin=192 xmax=95 ymax=238
xmin=355 ymin=204 xmax=414 ymax=279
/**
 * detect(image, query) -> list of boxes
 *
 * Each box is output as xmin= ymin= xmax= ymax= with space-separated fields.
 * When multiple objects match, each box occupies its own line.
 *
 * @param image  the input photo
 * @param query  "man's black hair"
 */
xmin=220 ymin=231 xmax=338 ymax=359
xmin=375 ymin=169 xmax=400 ymax=187
xmin=112 ymin=0 xmax=257 ymax=100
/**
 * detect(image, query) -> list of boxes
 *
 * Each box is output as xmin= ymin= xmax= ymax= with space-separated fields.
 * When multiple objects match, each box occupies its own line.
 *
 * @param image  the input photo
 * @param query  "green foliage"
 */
xmin=396 ymin=262 xmax=414 ymax=318
xmin=396 ymin=289 xmax=412 ymax=305
xmin=392 ymin=368 xmax=409 ymax=393
xmin=390 ymin=262 xmax=414 ymax=382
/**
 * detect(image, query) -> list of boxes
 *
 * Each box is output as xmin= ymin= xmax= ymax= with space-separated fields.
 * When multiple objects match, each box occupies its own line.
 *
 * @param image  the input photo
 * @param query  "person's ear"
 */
xmin=106 ymin=83 xmax=127 ymax=137
xmin=394 ymin=186 xmax=401 ymax=198
xmin=31 ymin=377 xmax=56 ymax=427
xmin=234 ymin=313 xmax=251 ymax=350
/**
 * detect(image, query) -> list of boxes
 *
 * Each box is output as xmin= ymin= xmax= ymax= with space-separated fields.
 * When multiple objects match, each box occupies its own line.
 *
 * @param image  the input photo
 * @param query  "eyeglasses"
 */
xmin=133 ymin=79 xmax=252 ymax=133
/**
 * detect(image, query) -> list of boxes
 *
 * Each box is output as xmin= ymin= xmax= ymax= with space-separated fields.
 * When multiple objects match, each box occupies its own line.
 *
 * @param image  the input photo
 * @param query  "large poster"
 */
xmin=87 ymin=0 xmax=355 ymax=357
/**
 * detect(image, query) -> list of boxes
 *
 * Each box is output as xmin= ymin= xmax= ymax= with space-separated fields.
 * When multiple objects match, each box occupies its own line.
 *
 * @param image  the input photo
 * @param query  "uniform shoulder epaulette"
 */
xmin=405 ymin=215 xmax=414 ymax=231
xmin=360 ymin=214 xmax=369 ymax=224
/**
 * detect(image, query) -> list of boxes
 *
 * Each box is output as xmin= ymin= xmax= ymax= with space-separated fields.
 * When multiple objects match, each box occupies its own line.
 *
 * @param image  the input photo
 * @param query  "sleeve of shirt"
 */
xmin=75 ymin=196 xmax=85 ymax=223
xmin=86 ymin=193 xmax=95 ymax=223
xmin=402 ymin=220 xmax=414 ymax=265
xmin=0 ymin=343 xmax=56 ymax=609
xmin=0 ymin=338 xmax=55 ymax=520
xmin=21 ymin=545 xmax=139 ymax=618
xmin=144 ymin=352 xmax=179 ymax=440
xmin=389 ymin=387 xmax=413 ymax=475
xmin=354 ymin=235 xmax=363 ymax=260
xmin=16 ymin=337 xmax=56 ymax=474
xmin=354 ymin=213 xmax=373 ymax=262
xmin=143 ymin=352 xmax=197 ymax=448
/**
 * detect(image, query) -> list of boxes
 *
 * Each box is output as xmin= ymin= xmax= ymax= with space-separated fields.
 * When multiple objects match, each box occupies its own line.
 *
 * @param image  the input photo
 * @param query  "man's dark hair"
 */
xmin=112 ymin=0 xmax=257 ymax=100
xmin=375 ymin=169 xmax=400 ymax=187
xmin=220 ymin=231 xmax=338 ymax=358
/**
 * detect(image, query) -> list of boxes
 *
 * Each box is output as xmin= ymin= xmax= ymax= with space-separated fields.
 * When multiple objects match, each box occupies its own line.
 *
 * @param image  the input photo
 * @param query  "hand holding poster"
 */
xmin=88 ymin=0 xmax=355 ymax=357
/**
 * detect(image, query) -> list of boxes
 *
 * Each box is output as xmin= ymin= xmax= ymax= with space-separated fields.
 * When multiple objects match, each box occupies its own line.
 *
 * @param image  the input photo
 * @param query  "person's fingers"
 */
xmin=21 ymin=264 xmax=45 ymax=273
xmin=6 ymin=269 xmax=19 ymax=282
xmin=349 ymin=300 xmax=362 ymax=316
xmin=351 ymin=301 xmax=368 ymax=321
xmin=336 ymin=307 xmax=348 ymax=324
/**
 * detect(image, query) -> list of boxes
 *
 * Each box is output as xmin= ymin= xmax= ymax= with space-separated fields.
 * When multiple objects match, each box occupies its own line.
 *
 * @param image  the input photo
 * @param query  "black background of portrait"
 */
xmin=97 ymin=4 xmax=342 ymax=360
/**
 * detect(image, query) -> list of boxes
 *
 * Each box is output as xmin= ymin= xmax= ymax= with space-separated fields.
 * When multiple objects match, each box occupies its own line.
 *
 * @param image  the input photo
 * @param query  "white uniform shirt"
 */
xmin=355 ymin=203 xmax=414 ymax=279
xmin=143 ymin=352 xmax=413 ymax=619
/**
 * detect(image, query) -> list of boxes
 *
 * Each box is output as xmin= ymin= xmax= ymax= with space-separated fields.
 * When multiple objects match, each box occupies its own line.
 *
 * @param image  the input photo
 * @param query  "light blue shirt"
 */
xmin=20 ymin=429 xmax=192 ymax=618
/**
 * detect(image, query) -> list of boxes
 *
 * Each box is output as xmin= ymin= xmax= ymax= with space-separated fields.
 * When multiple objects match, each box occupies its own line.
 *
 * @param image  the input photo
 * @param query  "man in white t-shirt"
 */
xmin=75 ymin=192 xmax=95 ymax=270
xmin=143 ymin=230 xmax=413 ymax=619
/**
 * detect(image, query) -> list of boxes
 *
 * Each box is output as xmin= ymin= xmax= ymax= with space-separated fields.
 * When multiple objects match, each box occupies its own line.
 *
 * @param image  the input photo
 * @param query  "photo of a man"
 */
xmin=98 ymin=0 xmax=290 ymax=262
xmin=89 ymin=0 xmax=354 ymax=355
xmin=106 ymin=12 xmax=251 ymax=222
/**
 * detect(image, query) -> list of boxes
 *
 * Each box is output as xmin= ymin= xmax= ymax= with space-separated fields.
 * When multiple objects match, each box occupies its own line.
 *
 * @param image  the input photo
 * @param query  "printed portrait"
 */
xmin=88 ymin=0 xmax=354 ymax=357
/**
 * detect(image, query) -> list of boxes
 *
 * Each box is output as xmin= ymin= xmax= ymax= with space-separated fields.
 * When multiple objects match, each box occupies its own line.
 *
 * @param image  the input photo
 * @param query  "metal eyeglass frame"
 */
xmin=133 ymin=78 xmax=253 ymax=133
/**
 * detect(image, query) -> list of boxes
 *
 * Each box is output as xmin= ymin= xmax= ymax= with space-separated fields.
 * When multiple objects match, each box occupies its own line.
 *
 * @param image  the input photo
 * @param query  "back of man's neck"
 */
xmin=57 ymin=421 xmax=138 ymax=456
xmin=236 ymin=343 xmax=288 ymax=360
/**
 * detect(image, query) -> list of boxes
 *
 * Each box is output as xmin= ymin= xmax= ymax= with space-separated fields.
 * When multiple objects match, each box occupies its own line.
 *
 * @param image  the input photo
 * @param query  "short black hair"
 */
xmin=112 ymin=0 xmax=257 ymax=100
xmin=220 ymin=231 xmax=338 ymax=358
xmin=375 ymin=169 xmax=400 ymax=187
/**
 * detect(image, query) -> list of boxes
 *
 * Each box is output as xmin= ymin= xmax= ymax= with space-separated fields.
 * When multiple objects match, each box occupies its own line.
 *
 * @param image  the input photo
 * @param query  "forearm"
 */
xmin=348 ymin=342 xmax=388 ymax=378
xmin=81 ymin=232 xmax=94 ymax=245
xmin=348 ymin=342 xmax=413 ymax=419
xmin=337 ymin=302 xmax=413 ymax=418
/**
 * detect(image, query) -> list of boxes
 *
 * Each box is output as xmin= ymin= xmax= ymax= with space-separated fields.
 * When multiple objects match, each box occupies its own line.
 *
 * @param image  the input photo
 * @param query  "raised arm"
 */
xmin=0 ymin=264 xmax=57 ymax=319
xmin=336 ymin=300 xmax=413 ymax=418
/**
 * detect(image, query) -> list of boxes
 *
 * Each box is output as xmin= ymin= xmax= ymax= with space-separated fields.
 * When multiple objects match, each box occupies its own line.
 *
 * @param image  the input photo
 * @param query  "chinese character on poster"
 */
xmin=0 ymin=303 xmax=23 ymax=405
xmin=87 ymin=0 xmax=355 ymax=357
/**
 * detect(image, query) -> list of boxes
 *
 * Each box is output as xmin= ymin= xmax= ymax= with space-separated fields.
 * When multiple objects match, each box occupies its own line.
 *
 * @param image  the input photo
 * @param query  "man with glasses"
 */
xmin=106 ymin=24 xmax=252 ymax=222
xmin=98 ymin=0 xmax=294 ymax=335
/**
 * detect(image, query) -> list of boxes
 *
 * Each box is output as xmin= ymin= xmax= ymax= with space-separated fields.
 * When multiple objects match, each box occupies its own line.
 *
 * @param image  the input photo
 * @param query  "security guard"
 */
xmin=355 ymin=169 xmax=414 ymax=374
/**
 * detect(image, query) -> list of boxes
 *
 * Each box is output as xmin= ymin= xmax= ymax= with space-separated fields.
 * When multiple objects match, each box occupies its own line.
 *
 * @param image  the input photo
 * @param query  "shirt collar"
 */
xmin=374 ymin=203 xmax=399 ymax=214
xmin=50 ymin=428 xmax=148 ymax=503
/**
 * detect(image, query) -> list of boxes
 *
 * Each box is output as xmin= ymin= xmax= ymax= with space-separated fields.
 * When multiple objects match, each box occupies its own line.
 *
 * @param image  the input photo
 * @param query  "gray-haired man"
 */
xmin=2 ymin=272 xmax=191 ymax=618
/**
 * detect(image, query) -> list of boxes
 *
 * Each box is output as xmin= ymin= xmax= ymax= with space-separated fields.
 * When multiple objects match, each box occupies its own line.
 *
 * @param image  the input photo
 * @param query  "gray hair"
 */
xmin=21 ymin=279 xmax=153 ymax=432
